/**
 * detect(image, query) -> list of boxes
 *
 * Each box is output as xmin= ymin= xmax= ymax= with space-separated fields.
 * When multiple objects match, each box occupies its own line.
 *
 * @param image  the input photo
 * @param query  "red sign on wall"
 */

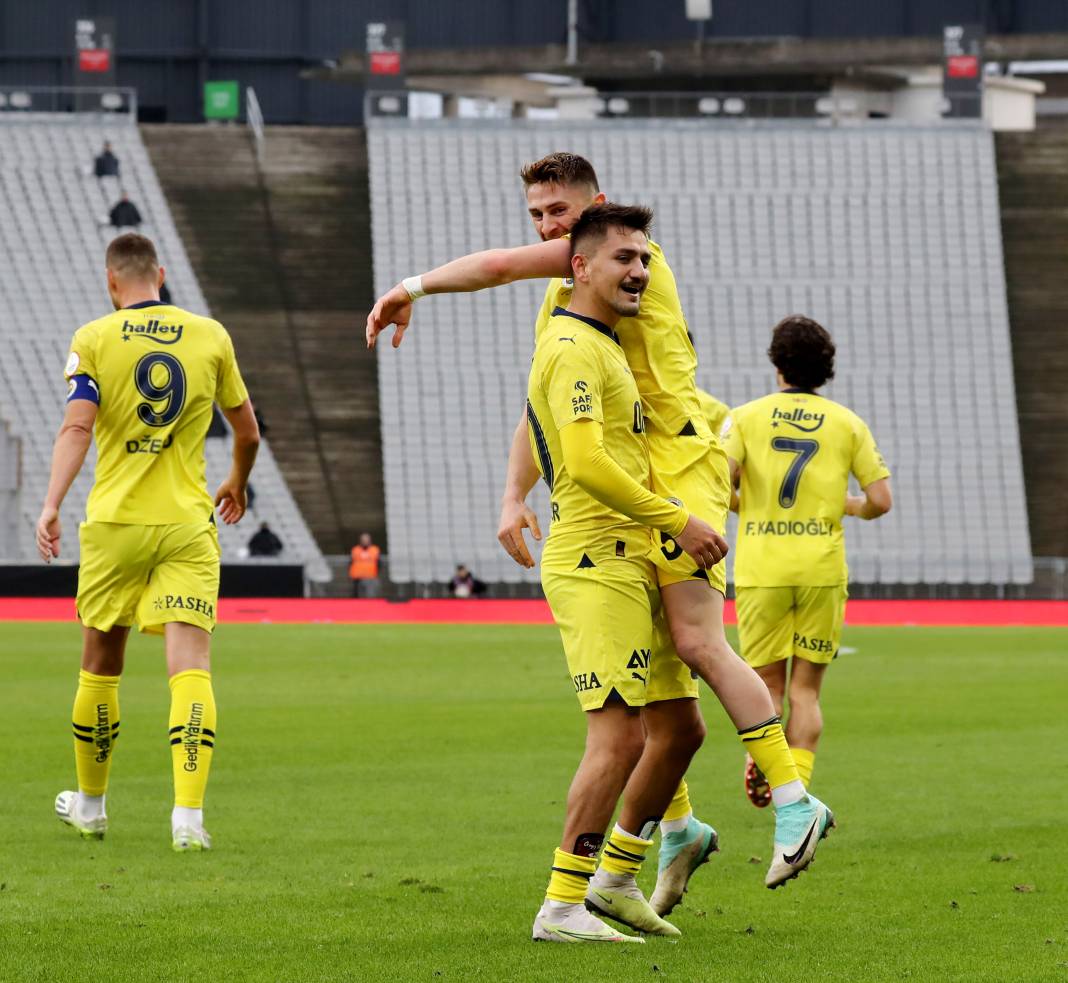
xmin=369 ymin=51 xmax=401 ymax=75
xmin=79 ymin=48 xmax=111 ymax=73
xmin=946 ymin=55 xmax=979 ymax=79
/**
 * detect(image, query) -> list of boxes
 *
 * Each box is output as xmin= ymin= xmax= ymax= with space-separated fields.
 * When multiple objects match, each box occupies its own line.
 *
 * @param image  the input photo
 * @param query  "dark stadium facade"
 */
xmin=0 ymin=0 xmax=1066 ymax=123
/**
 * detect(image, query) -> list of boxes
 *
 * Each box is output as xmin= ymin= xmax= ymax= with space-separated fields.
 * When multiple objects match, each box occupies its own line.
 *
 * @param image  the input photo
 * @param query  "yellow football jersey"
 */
xmin=722 ymin=390 xmax=890 ymax=586
xmin=696 ymin=387 xmax=729 ymax=439
xmin=534 ymin=239 xmax=710 ymax=451
xmin=65 ymin=301 xmax=249 ymax=525
xmin=527 ymin=308 xmax=650 ymax=544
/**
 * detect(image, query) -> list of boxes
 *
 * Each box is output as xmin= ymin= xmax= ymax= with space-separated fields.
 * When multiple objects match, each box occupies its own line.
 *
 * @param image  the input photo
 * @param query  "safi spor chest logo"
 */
xmin=771 ymin=406 xmax=825 ymax=433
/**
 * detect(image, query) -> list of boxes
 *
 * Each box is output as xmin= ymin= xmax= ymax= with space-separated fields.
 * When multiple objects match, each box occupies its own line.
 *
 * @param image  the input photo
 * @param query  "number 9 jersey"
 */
xmin=64 ymin=300 xmax=249 ymax=524
xmin=722 ymin=389 xmax=890 ymax=587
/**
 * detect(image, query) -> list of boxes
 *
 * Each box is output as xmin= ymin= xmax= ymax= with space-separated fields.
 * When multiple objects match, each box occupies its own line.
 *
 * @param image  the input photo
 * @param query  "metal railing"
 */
xmin=246 ymin=86 xmax=265 ymax=167
xmin=366 ymin=89 xmax=881 ymax=123
xmin=0 ymin=86 xmax=137 ymax=122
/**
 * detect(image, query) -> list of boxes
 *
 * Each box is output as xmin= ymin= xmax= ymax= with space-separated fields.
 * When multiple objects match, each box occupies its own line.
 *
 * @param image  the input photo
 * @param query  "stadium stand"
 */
xmin=0 ymin=117 xmax=326 ymax=579
xmin=369 ymin=119 xmax=1034 ymax=587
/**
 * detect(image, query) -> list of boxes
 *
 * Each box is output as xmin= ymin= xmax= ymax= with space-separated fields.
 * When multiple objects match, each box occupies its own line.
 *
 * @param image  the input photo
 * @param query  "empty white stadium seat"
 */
xmin=368 ymin=120 xmax=1032 ymax=586
xmin=0 ymin=117 xmax=325 ymax=578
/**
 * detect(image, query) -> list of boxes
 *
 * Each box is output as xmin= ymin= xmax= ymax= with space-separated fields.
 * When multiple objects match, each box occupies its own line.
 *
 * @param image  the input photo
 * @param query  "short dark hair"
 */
xmin=768 ymin=315 xmax=836 ymax=390
xmin=106 ymin=232 xmax=158 ymax=280
xmin=570 ymin=203 xmax=653 ymax=258
xmin=520 ymin=152 xmax=599 ymax=193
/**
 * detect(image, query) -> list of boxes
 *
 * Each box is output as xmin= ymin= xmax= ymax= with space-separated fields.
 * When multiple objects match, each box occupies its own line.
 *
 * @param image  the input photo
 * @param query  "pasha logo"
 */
xmin=771 ymin=407 xmax=825 ymax=433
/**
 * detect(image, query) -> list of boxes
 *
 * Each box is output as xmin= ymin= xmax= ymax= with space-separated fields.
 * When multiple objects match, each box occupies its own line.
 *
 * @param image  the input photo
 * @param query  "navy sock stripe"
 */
xmin=551 ymin=866 xmax=594 ymax=880
xmin=737 ymin=715 xmax=782 ymax=737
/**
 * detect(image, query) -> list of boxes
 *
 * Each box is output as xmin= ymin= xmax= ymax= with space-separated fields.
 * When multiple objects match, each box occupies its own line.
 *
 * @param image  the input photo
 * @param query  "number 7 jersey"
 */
xmin=64 ymin=301 xmax=249 ymax=524
xmin=721 ymin=389 xmax=889 ymax=587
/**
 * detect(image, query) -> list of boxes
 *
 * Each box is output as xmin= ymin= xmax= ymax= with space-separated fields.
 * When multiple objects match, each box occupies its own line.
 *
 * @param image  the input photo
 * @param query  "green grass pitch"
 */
xmin=2 ymin=622 xmax=1066 ymax=982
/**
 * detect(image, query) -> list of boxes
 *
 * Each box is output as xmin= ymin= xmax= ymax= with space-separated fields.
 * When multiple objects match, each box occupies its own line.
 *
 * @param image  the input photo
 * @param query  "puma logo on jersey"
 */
xmin=121 ymin=319 xmax=183 ymax=344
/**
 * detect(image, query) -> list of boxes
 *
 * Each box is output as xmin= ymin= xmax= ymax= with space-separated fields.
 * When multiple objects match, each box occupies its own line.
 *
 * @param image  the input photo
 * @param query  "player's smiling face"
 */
xmin=580 ymin=227 xmax=650 ymax=319
xmin=525 ymin=182 xmax=604 ymax=241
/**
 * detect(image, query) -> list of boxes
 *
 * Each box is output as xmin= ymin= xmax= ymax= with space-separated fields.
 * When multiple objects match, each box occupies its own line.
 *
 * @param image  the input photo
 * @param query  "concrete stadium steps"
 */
xmin=0 ymin=119 xmax=322 ymax=571
xmin=996 ymin=123 xmax=1068 ymax=558
xmin=143 ymin=124 xmax=383 ymax=554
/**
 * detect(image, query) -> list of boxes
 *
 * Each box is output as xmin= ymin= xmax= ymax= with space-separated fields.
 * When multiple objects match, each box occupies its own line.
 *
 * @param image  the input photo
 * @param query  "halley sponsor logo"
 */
xmin=771 ymin=407 xmax=824 ymax=433
xmin=121 ymin=319 xmax=183 ymax=344
xmin=183 ymin=702 xmax=204 ymax=772
xmin=152 ymin=594 xmax=215 ymax=619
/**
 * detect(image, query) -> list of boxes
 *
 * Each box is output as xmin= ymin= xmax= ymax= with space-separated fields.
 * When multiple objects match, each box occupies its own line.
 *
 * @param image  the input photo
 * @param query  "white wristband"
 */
xmin=402 ymin=275 xmax=426 ymax=301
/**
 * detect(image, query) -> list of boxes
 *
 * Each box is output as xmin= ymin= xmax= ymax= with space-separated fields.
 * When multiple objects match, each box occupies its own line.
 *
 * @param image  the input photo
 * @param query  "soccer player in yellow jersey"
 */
xmin=34 ymin=233 xmax=260 ymax=851
xmin=722 ymin=315 xmax=892 ymax=805
xmin=525 ymin=203 xmax=726 ymax=942
xmin=367 ymin=153 xmax=835 ymax=893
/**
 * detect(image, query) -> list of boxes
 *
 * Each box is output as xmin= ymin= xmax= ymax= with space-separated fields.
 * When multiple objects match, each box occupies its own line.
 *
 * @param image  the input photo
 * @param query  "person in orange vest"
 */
xmin=349 ymin=532 xmax=381 ymax=597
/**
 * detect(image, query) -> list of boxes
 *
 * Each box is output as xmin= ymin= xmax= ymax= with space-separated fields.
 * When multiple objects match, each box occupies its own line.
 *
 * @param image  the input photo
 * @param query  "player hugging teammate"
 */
xmin=368 ymin=153 xmax=858 ymax=942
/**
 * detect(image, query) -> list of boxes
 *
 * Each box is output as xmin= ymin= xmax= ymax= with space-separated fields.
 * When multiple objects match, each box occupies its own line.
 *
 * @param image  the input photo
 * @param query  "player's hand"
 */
xmin=366 ymin=284 xmax=414 ymax=350
xmin=35 ymin=506 xmax=61 ymax=563
xmin=844 ymin=494 xmax=866 ymax=517
xmin=497 ymin=497 xmax=542 ymax=568
xmin=673 ymin=515 xmax=729 ymax=570
xmin=214 ymin=478 xmax=248 ymax=525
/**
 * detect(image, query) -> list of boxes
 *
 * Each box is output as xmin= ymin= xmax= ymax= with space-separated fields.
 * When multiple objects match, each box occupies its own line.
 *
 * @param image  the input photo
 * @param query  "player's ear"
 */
xmin=157 ymin=265 xmax=166 ymax=290
xmin=571 ymin=253 xmax=589 ymax=283
xmin=592 ymin=191 xmax=606 ymax=205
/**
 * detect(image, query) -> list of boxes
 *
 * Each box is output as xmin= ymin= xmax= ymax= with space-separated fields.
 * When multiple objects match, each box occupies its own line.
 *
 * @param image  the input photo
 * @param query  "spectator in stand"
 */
xmin=349 ymin=532 xmax=381 ymax=598
xmin=248 ymin=521 xmax=283 ymax=557
xmin=94 ymin=141 xmax=119 ymax=179
xmin=449 ymin=564 xmax=486 ymax=599
xmin=109 ymin=193 xmax=142 ymax=229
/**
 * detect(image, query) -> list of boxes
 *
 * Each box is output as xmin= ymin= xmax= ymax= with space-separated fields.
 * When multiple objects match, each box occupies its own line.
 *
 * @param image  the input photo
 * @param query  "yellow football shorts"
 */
xmin=77 ymin=521 xmax=221 ymax=635
xmin=647 ymin=435 xmax=732 ymax=595
xmin=735 ymin=584 xmax=848 ymax=668
xmin=541 ymin=534 xmax=698 ymax=712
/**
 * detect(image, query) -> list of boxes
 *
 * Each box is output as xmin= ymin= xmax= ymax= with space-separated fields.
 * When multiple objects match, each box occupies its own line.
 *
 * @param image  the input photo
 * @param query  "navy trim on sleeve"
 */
xmin=67 ymin=374 xmax=100 ymax=404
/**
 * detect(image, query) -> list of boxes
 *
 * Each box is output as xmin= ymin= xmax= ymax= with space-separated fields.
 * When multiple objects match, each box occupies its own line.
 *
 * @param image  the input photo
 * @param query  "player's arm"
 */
xmin=36 ymin=396 xmax=97 ymax=562
xmin=366 ymin=238 xmax=572 ymax=349
xmin=497 ymin=405 xmax=543 ymax=569
xmin=727 ymin=457 xmax=741 ymax=513
xmin=845 ymin=477 xmax=892 ymax=520
xmin=561 ymin=420 xmax=728 ymax=569
xmin=213 ymin=399 xmax=260 ymax=525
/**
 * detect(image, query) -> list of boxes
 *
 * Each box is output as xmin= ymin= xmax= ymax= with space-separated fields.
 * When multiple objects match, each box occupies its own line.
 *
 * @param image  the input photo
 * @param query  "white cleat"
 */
xmin=55 ymin=791 xmax=107 ymax=840
xmin=172 ymin=825 xmax=212 ymax=852
xmin=533 ymin=900 xmax=644 ymax=943
xmin=586 ymin=874 xmax=681 ymax=937
xmin=765 ymin=794 xmax=835 ymax=889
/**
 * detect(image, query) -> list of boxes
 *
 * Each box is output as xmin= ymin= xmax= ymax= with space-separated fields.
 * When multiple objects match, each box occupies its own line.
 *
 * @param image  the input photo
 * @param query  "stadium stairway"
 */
xmin=996 ymin=123 xmax=1068 ymax=558
xmin=142 ymin=124 xmax=383 ymax=556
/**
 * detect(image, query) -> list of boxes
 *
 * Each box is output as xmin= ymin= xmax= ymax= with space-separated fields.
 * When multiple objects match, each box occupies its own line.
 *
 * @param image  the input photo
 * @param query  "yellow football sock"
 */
xmin=791 ymin=747 xmax=815 ymax=788
xmin=168 ymin=669 xmax=216 ymax=808
xmin=662 ymin=780 xmax=692 ymax=823
xmin=71 ymin=669 xmax=120 ymax=796
xmin=599 ymin=824 xmax=653 ymax=878
xmin=738 ymin=716 xmax=800 ymax=790
xmin=546 ymin=849 xmax=597 ymax=904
